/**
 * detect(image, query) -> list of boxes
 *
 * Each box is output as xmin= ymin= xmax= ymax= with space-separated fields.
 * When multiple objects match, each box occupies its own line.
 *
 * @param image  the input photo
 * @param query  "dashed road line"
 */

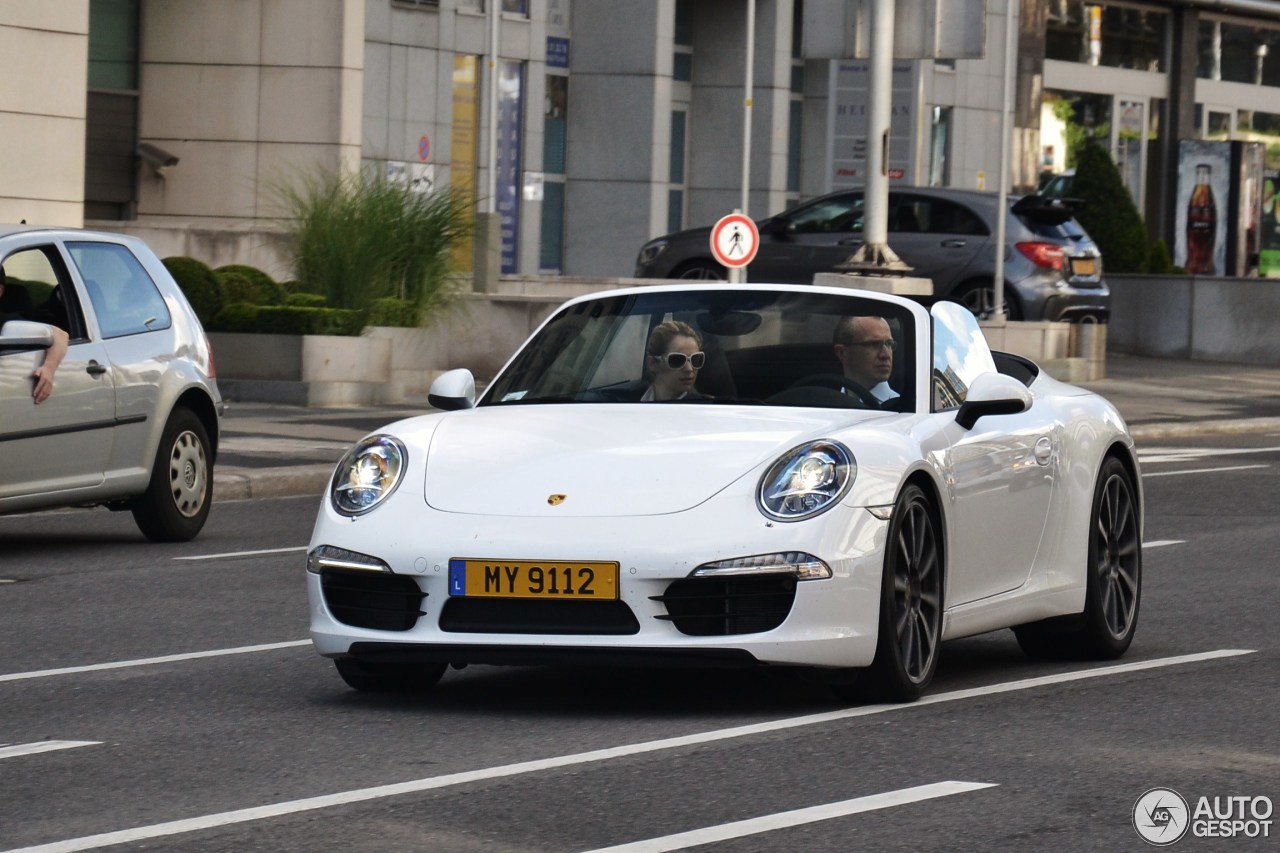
xmin=0 ymin=742 xmax=100 ymax=760
xmin=579 ymin=781 xmax=998 ymax=852
xmin=172 ymin=546 xmax=307 ymax=562
xmin=0 ymin=641 xmax=310 ymax=684
xmin=1142 ymin=463 xmax=1268 ymax=478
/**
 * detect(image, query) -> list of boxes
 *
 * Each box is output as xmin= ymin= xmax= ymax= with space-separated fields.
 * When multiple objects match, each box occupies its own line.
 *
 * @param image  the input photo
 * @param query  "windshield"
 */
xmin=481 ymin=289 xmax=916 ymax=412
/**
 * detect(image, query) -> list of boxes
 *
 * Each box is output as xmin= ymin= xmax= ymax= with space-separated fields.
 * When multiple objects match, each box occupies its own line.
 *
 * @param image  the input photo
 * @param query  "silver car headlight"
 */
xmin=636 ymin=239 xmax=669 ymax=266
xmin=757 ymin=440 xmax=855 ymax=521
xmin=331 ymin=434 xmax=407 ymax=516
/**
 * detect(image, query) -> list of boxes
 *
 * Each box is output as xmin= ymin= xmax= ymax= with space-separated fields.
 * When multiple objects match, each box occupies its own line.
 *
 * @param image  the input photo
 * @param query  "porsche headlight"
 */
xmin=331 ymin=435 xmax=406 ymax=516
xmin=757 ymin=440 xmax=855 ymax=521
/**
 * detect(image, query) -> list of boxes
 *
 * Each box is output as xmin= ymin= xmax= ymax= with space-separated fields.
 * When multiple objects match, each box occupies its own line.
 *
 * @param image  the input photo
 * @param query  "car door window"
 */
xmin=930 ymin=301 xmax=996 ymax=410
xmin=67 ymin=242 xmax=172 ymax=339
xmin=788 ymin=194 xmax=863 ymax=234
xmin=0 ymin=247 xmax=87 ymax=341
xmin=892 ymin=196 xmax=987 ymax=236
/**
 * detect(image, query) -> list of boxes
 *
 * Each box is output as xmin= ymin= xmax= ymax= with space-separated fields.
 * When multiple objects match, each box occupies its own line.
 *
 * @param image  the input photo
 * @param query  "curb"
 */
xmin=1129 ymin=416 xmax=1280 ymax=441
xmin=214 ymin=464 xmax=334 ymax=502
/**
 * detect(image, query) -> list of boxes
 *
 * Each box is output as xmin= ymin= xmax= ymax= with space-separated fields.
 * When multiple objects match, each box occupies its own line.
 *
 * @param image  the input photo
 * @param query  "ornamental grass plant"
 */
xmin=273 ymin=170 xmax=471 ymax=323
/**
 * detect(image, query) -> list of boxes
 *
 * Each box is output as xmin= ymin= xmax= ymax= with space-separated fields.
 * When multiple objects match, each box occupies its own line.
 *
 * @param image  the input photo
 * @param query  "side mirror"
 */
xmin=0 ymin=320 xmax=55 ymax=350
xmin=955 ymin=372 xmax=1032 ymax=430
xmin=428 ymin=368 xmax=476 ymax=411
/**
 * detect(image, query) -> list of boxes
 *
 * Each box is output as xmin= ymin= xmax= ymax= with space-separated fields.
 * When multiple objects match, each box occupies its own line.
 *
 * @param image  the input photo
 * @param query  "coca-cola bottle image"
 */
xmin=1185 ymin=164 xmax=1217 ymax=274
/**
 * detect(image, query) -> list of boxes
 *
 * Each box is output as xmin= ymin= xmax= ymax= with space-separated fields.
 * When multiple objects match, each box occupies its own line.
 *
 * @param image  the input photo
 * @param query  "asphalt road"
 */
xmin=2 ymin=434 xmax=1278 ymax=852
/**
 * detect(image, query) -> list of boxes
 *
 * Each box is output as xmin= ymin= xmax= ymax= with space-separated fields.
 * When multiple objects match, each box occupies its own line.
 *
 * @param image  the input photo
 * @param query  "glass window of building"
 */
xmin=1197 ymin=18 xmax=1280 ymax=86
xmin=668 ymin=111 xmax=688 ymax=234
xmin=1045 ymin=0 xmax=1167 ymax=72
xmin=928 ymin=106 xmax=952 ymax=187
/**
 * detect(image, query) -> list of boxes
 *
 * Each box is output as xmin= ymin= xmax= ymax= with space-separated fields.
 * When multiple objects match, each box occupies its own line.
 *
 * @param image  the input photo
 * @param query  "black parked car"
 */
xmin=635 ymin=187 xmax=1109 ymax=322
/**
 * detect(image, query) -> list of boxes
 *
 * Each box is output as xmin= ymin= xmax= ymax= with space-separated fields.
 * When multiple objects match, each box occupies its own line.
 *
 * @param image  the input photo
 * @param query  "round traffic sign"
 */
xmin=710 ymin=213 xmax=759 ymax=269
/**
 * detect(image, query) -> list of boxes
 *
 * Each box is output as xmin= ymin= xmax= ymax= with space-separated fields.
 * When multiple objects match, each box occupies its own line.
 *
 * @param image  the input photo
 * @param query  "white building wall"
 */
xmin=0 ymin=2 xmax=89 ymax=227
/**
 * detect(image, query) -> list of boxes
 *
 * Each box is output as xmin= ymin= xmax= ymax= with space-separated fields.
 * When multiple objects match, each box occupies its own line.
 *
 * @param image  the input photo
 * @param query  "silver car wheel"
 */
xmin=168 ymin=429 xmax=208 ymax=518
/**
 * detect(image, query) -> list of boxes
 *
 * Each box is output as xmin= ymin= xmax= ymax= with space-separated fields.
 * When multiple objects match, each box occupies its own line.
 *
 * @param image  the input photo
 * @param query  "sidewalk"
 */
xmin=212 ymin=354 xmax=1280 ymax=502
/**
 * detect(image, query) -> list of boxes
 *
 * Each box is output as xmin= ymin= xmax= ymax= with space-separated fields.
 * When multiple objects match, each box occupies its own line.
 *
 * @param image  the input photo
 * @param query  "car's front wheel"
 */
xmin=335 ymin=658 xmax=448 ymax=693
xmin=132 ymin=408 xmax=213 ymax=542
xmin=863 ymin=483 xmax=943 ymax=702
xmin=1014 ymin=456 xmax=1141 ymax=660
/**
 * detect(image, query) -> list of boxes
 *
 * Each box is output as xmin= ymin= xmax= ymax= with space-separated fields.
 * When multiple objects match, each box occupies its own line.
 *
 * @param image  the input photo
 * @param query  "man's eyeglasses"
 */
xmin=847 ymin=339 xmax=896 ymax=352
xmin=657 ymin=351 xmax=706 ymax=369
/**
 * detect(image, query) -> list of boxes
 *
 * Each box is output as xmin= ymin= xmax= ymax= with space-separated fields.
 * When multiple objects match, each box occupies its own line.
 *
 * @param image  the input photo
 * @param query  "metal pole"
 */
xmin=993 ymin=0 xmax=1017 ymax=324
xmin=732 ymin=0 xmax=755 ymax=285
xmin=486 ymin=0 xmax=500 ymax=215
xmin=864 ymin=0 xmax=894 ymax=254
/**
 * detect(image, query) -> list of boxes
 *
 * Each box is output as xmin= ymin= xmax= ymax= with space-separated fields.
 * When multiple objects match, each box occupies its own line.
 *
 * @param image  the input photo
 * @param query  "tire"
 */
xmin=671 ymin=260 xmax=726 ymax=280
xmin=862 ymin=483 xmax=944 ymax=702
xmin=132 ymin=408 xmax=213 ymax=542
xmin=334 ymin=658 xmax=448 ymax=693
xmin=952 ymin=280 xmax=1022 ymax=321
xmin=1014 ymin=456 xmax=1141 ymax=660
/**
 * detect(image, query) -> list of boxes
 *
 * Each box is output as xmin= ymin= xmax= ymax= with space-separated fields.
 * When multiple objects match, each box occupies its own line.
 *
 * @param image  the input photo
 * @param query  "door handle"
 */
xmin=941 ymin=239 xmax=967 ymax=248
xmin=86 ymin=360 xmax=108 ymax=377
xmin=1034 ymin=436 xmax=1053 ymax=466
xmin=836 ymin=238 xmax=864 ymax=247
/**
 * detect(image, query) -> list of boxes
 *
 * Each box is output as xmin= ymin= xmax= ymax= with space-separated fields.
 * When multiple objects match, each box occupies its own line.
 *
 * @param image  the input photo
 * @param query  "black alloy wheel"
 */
xmin=1014 ymin=455 xmax=1141 ymax=660
xmin=864 ymin=483 xmax=943 ymax=702
xmin=954 ymin=280 xmax=1022 ymax=321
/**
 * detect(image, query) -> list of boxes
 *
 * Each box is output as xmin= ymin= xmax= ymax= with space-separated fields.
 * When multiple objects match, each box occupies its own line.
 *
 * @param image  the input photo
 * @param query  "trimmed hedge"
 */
xmin=212 ymin=303 xmax=365 ymax=336
xmin=163 ymin=256 xmax=223 ymax=325
xmin=1069 ymin=144 xmax=1149 ymax=274
xmin=284 ymin=292 xmax=328 ymax=308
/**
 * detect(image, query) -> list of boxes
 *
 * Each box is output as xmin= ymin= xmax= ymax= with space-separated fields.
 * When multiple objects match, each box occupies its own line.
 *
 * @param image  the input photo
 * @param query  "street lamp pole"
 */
xmin=733 ymin=0 xmax=756 ymax=285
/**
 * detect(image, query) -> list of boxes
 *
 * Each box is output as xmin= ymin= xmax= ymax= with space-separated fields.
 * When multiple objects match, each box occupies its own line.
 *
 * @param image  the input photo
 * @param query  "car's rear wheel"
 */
xmin=131 ymin=408 xmax=213 ymax=542
xmin=671 ymin=260 xmax=726 ymax=280
xmin=1014 ymin=456 xmax=1141 ymax=660
xmin=334 ymin=658 xmax=448 ymax=693
xmin=952 ymin=280 xmax=1022 ymax=321
xmin=862 ymin=483 xmax=943 ymax=702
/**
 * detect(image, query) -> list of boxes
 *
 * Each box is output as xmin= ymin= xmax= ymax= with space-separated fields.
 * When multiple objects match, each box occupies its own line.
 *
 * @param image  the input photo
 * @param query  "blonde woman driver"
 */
xmin=642 ymin=320 xmax=706 ymax=401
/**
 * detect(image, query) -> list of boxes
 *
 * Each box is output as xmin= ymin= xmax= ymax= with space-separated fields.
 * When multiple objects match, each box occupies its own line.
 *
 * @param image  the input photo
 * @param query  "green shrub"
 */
xmin=271 ymin=169 xmax=471 ymax=321
xmin=215 ymin=264 xmax=283 ymax=305
xmin=281 ymin=279 xmax=324 ymax=296
xmin=217 ymin=272 xmax=268 ymax=307
xmin=366 ymin=296 xmax=417 ymax=327
xmin=210 ymin=303 xmax=365 ymax=336
xmin=1146 ymin=239 xmax=1180 ymax=275
xmin=1069 ymin=144 xmax=1149 ymax=274
xmin=284 ymin=292 xmax=328 ymax=308
xmin=163 ymin=256 xmax=223 ymax=325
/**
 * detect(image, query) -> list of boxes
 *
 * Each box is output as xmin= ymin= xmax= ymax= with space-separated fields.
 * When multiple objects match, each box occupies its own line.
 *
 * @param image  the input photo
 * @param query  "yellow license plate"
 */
xmin=1072 ymin=258 xmax=1097 ymax=276
xmin=448 ymin=559 xmax=620 ymax=600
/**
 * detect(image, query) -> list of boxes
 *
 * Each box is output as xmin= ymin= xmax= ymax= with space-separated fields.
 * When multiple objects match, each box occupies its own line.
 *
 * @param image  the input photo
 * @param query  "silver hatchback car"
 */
xmin=0 ymin=226 xmax=222 ymax=541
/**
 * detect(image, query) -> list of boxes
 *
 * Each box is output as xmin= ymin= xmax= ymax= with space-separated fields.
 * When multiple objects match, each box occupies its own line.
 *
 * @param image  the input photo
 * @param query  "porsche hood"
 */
xmin=421 ymin=405 xmax=878 ymax=517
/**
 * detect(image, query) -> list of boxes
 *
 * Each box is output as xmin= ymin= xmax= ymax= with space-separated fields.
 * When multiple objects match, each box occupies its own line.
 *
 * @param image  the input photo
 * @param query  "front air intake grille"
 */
xmin=321 ymin=569 xmax=425 ymax=632
xmin=439 ymin=598 xmax=640 ymax=635
xmin=654 ymin=574 xmax=797 ymax=636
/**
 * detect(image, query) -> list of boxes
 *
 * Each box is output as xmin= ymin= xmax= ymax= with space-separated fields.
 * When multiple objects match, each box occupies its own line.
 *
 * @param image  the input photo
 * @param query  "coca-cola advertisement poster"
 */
xmin=1175 ymin=140 xmax=1230 ymax=276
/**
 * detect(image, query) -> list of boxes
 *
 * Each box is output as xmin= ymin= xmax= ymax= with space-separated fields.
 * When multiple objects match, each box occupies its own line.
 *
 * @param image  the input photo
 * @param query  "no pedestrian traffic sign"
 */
xmin=710 ymin=213 xmax=759 ymax=269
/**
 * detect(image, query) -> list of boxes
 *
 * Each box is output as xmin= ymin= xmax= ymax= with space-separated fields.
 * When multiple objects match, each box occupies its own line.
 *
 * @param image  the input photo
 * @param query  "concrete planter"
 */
xmin=210 ymin=331 xmax=396 ymax=407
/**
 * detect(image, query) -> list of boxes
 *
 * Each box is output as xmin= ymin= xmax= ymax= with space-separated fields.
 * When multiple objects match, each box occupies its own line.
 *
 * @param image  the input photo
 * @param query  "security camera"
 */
xmin=137 ymin=142 xmax=180 ymax=175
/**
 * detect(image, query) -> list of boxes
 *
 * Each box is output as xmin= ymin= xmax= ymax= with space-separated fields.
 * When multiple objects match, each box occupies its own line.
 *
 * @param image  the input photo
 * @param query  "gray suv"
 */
xmin=635 ymin=187 xmax=1109 ymax=322
xmin=0 ymin=227 xmax=222 ymax=541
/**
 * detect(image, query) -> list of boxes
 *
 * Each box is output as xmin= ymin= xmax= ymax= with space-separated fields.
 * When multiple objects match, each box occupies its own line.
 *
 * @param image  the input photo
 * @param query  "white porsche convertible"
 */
xmin=307 ymin=283 xmax=1142 ymax=702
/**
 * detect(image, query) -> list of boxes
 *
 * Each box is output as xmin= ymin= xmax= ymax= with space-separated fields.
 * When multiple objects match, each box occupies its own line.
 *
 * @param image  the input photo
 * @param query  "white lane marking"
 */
xmin=4 ymin=649 xmax=1253 ymax=853
xmin=1142 ymin=464 xmax=1268 ymax=478
xmin=0 ymin=742 xmax=100 ymax=760
xmin=1139 ymin=446 xmax=1280 ymax=464
xmin=1143 ymin=540 xmax=1184 ymax=549
xmin=173 ymin=546 xmax=307 ymax=562
xmin=0 ymin=641 xmax=311 ymax=684
xmin=580 ymin=781 xmax=997 ymax=853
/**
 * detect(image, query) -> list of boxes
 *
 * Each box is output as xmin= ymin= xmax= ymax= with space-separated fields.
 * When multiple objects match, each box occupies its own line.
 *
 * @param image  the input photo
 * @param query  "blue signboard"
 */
xmin=497 ymin=60 xmax=524 ymax=274
xmin=547 ymin=36 xmax=570 ymax=69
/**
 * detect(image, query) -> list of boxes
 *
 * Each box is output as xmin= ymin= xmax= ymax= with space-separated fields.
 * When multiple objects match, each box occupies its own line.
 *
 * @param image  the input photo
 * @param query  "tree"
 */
xmin=1068 ymin=143 xmax=1149 ymax=274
